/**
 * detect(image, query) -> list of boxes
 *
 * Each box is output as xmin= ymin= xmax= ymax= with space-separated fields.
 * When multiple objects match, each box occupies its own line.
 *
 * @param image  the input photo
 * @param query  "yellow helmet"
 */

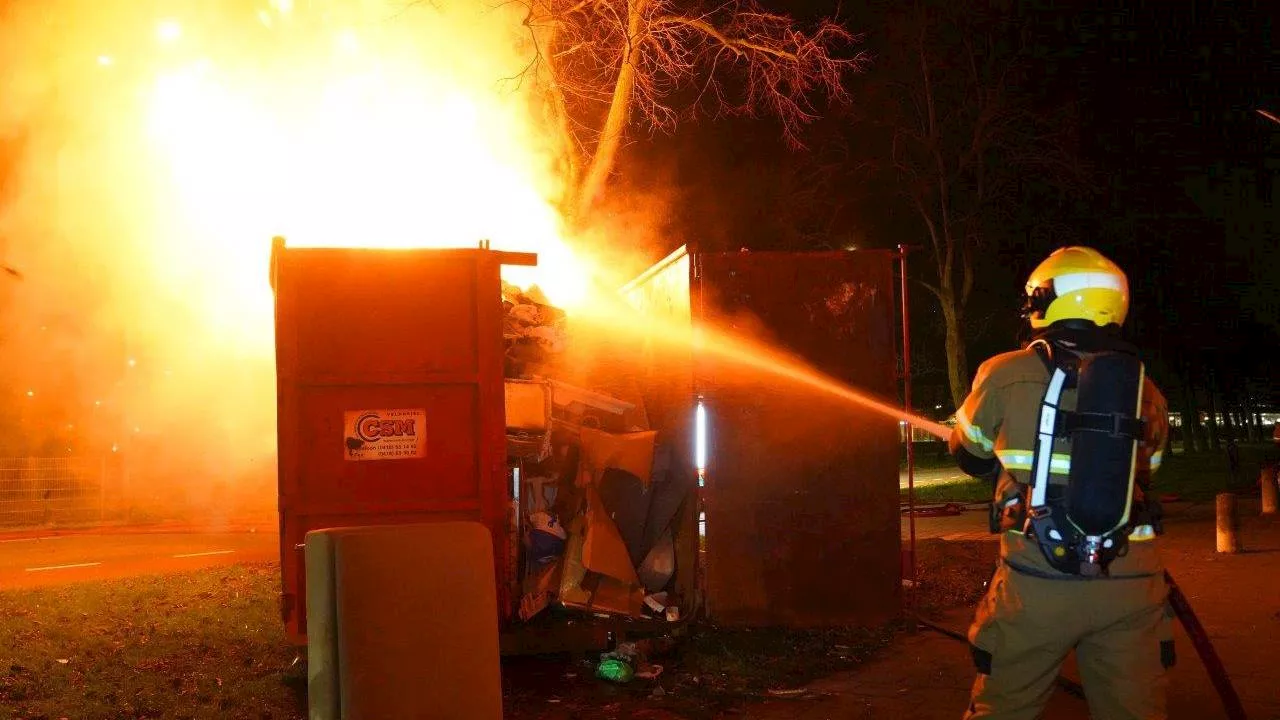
xmin=1023 ymin=246 xmax=1129 ymax=330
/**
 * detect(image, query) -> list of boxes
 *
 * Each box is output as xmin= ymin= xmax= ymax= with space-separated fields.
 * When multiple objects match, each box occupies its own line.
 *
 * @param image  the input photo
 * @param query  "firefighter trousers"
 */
xmin=963 ymin=562 xmax=1175 ymax=720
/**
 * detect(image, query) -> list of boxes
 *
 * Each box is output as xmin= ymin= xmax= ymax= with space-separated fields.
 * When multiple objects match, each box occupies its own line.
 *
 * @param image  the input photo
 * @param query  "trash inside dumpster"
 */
xmin=500 ymin=280 xmax=696 ymax=627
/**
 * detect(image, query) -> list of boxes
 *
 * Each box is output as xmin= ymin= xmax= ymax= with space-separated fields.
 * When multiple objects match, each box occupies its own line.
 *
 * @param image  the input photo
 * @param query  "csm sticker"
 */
xmin=343 ymin=408 xmax=427 ymax=461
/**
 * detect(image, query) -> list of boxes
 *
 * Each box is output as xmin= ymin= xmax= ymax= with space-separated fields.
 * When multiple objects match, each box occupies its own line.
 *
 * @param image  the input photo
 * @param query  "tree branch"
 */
xmin=515 ymin=0 xmax=863 ymax=219
xmin=919 ymin=279 xmax=944 ymax=302
xmin=654 ymin=15 xmax=797 ymax=60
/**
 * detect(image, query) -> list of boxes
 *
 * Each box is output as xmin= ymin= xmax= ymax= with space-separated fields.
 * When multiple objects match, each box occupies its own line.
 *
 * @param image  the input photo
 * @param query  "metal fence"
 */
xmin=0 ymin=457 xmax=109 ymax=528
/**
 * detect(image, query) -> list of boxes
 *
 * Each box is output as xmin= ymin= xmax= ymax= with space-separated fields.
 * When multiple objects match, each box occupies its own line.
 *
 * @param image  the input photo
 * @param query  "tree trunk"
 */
xmin=940 ymin=290 xmax=969 ymax=411
xmin=532 ymin=18 xmax=581 ymax=211
xmin=1245 ymin=399 xmax=1261 ymax=442
xmin=1177 ymin=381 xmax=1198 ymax=448
xmin=1180 ymin=382 xmax=1203 ymax=453
xmin=1237 ymin=407 xmax=1253 ymax=443
xmin=574 ymin=0 xmax=650 ymax=222
xmin=1222 ymin=407 xmax=1236 ymax=444
xmin=1219 ymin=384 xmax=1238 ymax=445
xmin=1205 ymin=385 xmax=1221 ymax=451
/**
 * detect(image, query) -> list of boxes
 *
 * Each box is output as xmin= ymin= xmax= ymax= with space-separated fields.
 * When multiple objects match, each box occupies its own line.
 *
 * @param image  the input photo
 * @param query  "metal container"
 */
xmin=270 ymin=239 xmax=533 ymax=643
xmin=622 ymin=245 xmax=902 ymax=627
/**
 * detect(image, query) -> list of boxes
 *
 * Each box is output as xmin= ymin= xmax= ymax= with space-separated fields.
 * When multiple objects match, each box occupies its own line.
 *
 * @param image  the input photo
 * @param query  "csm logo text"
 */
xmin=355 ymin=413 xmax=417 ymax=443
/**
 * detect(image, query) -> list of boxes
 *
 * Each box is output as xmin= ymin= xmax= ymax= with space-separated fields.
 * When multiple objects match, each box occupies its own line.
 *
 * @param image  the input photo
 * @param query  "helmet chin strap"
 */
xmin=1037 ymin=319 xmax=1119 ymax=335
xmin=1022 ymin=320 xmax=1122 ymax=352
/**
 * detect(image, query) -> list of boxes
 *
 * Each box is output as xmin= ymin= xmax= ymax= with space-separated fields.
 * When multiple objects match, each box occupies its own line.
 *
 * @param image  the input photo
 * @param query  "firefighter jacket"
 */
xmin=952 ymin=340 xmax=1170 ymax=579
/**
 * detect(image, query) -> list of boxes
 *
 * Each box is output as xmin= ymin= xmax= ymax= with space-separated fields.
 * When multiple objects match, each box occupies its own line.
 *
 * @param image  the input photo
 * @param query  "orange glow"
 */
xmin=0 ymin=0 xmax=589 ymax=515
xmin=140 ymin=4 xmax=590 ymax=351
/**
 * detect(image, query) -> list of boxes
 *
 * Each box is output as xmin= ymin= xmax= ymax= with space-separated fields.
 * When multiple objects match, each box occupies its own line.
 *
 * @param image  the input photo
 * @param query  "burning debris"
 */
xmin=502 ymin=281 xmax=568 ymax=378
xmin=501 ymin=281 xmax=695 ymax=626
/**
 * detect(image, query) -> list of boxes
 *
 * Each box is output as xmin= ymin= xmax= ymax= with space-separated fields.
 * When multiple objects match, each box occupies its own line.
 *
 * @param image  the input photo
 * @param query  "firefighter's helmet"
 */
xmin=1023 ymin=246 xmax=1129 ymax=329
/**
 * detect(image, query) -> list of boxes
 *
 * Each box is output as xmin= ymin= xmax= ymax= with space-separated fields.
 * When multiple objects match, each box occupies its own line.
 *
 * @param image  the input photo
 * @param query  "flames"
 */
xmin=143 ymin=1 xmax=590 ymax=335
xmin=0 ymin=0 xmax=597 ymax=502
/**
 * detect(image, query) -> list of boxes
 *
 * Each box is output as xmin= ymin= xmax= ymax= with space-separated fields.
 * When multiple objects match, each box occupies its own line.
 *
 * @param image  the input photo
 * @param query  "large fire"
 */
xmin=144 ymin=1 xmax=590 ymax=338
xmin=0 ymin=0 xmax=594 ymax=512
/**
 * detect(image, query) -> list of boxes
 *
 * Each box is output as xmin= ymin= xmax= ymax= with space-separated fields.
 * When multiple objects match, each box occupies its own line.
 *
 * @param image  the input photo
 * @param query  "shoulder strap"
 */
xmin=1030 ymin=364 xmax=1069 ymax=509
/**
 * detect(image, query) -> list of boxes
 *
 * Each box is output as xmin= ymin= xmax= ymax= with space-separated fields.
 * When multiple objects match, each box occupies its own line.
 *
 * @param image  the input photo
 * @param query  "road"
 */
xmin=0 ymin=531 xmax=278 ymax=590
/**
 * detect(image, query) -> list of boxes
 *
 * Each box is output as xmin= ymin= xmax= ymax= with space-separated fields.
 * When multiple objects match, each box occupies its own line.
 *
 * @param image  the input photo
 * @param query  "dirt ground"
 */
xmin=748 ymin=499 xmax=1280 ymax=719
xmin=508 ymin=498 xmax=1280 ymax=720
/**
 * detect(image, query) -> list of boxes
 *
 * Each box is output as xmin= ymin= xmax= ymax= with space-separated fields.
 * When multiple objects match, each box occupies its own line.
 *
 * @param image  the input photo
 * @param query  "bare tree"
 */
xmin=509 ymin=0 xmax=865 ymax=222
xmin=863 ymin=2 xmax=1087 ymax=409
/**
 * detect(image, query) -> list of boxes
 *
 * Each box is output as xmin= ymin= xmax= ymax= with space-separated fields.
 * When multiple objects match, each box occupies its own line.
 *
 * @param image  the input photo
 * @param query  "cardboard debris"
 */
xmin=557 ymin=514 xmax=592 ymax=606
xmin=505 ymin=380 xmax=551 ymax=431
xmin=501 ymin=289 xmax=682 ymax=625
xmin=578 ymin=428 xmax=657 ymax=489
xmin=582 ymin=485 xmax=640 ymax=586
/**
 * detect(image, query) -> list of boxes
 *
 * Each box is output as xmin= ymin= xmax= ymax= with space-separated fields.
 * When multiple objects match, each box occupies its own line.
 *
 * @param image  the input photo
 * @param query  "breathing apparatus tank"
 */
xmin=1021 ymin=247 xmax=1147 ymax=576
xmin=1025 ymin=337 xmax=1146 ymax=576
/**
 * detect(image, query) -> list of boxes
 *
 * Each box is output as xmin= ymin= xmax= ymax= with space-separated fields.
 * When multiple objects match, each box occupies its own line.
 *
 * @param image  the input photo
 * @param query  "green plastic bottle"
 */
xmin=596 ymin=656 xmax=635 ymax=683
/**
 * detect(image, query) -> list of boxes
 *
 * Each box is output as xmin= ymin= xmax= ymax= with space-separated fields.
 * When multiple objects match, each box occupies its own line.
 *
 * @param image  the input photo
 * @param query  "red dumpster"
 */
xmin=270 ymin=239 xmax=533 ymax=643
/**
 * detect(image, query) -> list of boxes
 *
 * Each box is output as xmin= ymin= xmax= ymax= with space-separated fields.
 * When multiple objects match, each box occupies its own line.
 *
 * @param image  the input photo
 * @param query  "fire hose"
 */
xmin=1163 ymin=570 xmax=1247 ymax=720
xmin=913 ymin=570 xmax=1247 ymax=719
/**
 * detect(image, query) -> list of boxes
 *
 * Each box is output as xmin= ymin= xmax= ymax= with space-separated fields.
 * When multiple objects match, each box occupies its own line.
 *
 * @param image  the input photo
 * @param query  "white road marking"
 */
xmin=25 ymin=562 xmax=102 ymax=572
xmin=172 ymin=550 xmax=235 ymax=559
xmin=1 ymin=536 xmax=67 ymax=544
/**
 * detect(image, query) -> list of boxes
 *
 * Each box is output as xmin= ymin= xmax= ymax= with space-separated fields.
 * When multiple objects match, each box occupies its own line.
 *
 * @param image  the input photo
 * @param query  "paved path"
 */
xmin=901 ymin=506 xmax=992 ymax=542
xmin=765 ymin=499 xmax=1280 ymax=720
xmin=0 ymin=530 xmax=278 ymax=590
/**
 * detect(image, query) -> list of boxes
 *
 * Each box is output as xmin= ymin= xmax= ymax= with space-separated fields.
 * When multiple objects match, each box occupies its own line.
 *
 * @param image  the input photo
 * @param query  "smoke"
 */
xmin=0 ymin=0 xmax=576 ymax=519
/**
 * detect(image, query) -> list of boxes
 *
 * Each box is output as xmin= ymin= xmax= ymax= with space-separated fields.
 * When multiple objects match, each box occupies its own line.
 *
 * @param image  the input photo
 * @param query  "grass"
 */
xmin=898 ymin=443 xmax=1276 ymax=506
xmin=1144 ymin=443 xmax=1270 ymax=502
xmin=901 ymin=478 xmax=991 ymax=505
xmin=0 ymin=562 xmax=900 ymax=720
xmin=0 ymin=564 xmax=302 ymax=720
xmin=899 ymin=442 xmax=954 ymax=470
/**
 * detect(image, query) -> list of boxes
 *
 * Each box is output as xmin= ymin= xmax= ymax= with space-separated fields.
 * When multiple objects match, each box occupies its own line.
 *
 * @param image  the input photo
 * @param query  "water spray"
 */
xmin=574 ymin=290 xmax=953 ymax=441
xmin=687 ymin=329 xmax=953 ymax=440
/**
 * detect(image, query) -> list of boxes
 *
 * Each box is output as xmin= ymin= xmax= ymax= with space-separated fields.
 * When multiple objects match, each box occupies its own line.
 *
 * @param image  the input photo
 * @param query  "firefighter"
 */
xmin=951 ymin=246 xmax=1173 ymax=720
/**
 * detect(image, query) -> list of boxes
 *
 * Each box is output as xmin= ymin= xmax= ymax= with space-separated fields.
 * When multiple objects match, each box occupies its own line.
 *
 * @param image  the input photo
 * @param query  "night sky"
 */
xmin=627 ymin=0 xmax=1279 ymax=416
